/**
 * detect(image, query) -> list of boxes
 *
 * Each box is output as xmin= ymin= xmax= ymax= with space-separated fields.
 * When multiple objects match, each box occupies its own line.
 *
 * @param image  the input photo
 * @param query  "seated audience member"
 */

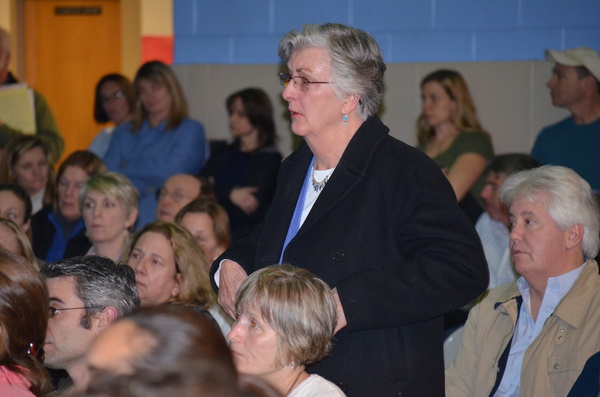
xmin=416 ymin=69 xmax=494 ymax=223
xmin=31 ymin=151 xmax=106 ymax=262
xmin=125 ymin=221 xmax=216 ymax=322
xmin=531 ymin=47 xmax=600 ymax=192
xmin=446 ymin=166 xmax=600 ymax=396
xmin=0 ymin=183 xmax=32 ymax=232
xmin=81 ymin=305 xmax=238 ymax=396
xmin=89 ymin=74 xmax=136 ymax=158
xmin=1 ymin=136 xmax=55 ymax=215
xmin=175 ymin=198 xmax=231 ymax=262
xmin=155 ymin=173 xmax=214 ymax=222
xmin=0 ymin=249 xmax=51 ymax=397
xmin=476 ymin=153 xmax=540 ymax=288
xmin=200 ymin=88 xmax=282 ymax=241
xmin=0 ymin=28 xmax=64 ymax=163
xmin=567 ymin=351 xmax=600 ymax=397
xmin=229 ymin=264 xmax=346 ymax=396
xmin=0 ymin=219 xmax=37 ymax=269
xmin=40 ymin=255 xmax=140 ymax=396
xmin=175 ymin=198 xmax=233 ymax=335
xmin=81 ymin=172 xmax=138 ymax=261
xmin=103 ymin=61 xmax=207 ymax=228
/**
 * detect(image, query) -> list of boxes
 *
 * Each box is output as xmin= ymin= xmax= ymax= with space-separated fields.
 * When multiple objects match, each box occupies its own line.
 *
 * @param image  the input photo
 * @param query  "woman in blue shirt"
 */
xmin=104 ymin=61 xmax=207 ymax=228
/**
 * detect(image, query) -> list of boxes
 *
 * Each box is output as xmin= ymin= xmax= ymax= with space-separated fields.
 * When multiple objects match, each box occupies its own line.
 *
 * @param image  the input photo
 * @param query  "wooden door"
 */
xmin=24 ymin=0 xmax=121 ymax=162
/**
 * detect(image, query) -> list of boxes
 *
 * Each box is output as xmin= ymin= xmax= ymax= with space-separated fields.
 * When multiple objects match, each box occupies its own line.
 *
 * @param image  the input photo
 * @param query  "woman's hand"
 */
xmin=230 ymin=187 xmax=259 ymax=215
xmin=331 ymin=288 xmax=347 ymax=334
xmin=218 ymin=260 xmax=248 ymax=318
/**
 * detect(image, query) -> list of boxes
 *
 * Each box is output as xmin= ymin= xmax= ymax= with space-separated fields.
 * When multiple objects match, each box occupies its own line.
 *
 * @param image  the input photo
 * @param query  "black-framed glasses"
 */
xmin=278 ymin=73 xmax=331 ymax=92
xmin=48 ymin=306 xmax=103 ymax=319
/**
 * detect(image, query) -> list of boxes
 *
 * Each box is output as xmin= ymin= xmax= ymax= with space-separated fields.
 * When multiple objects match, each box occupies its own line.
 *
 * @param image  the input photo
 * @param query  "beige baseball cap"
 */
xmin=545 ymin=46 xmax=600 ymax=82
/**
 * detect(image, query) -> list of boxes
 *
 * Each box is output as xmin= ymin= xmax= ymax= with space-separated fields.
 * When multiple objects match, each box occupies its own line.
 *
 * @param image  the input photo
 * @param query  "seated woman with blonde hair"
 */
xmin=0 ymin=219 xmax=38 ymax=269
xmin=80 ymin=172 xmax=138 ymax=261
xmin=229 ymin=264 xmax=345 ymax=397
xmin=124 ymin=221 xmax=217 ymax=323
xmin=416 ymin=69 xmax=493 ymax=222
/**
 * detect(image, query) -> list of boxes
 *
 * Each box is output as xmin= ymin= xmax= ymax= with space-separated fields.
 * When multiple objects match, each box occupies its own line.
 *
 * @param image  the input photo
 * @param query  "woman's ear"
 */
xmin=125 ymin=208 xmax=139 ymax=229
xmin=171 ymin=273 xmax=182 ymax=298
xmin=342 ymin=94 xmax=361 ymax=115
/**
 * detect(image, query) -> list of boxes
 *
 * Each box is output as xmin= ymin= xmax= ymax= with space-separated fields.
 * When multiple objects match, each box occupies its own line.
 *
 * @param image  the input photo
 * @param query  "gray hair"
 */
xmin=80 ymin=171 xmax=139 ymax=217
xmin=40 ymin=256 xmax=140 ymax=329
xmin=500 ymin=165 xmax=600 ymax=259
xmin=235 ymin=264 xmax=337 ymax=367
xmin=278 ymin=23 xmax=386 ymax=121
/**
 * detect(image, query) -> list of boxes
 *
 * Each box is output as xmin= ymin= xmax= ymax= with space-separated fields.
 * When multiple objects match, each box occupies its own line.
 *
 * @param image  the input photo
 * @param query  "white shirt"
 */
xmin=288 ymin=374 xmax=346 ymax=397
xmin=493 ymin=262 xmax=586 ymax=396
xmin=475 ymin=213 xmax=518 ymax=288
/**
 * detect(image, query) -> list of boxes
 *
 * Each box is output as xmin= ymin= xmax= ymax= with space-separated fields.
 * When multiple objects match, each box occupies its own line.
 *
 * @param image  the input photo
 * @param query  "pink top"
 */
xmin=0 ymin=366 xmax=34 ymax=397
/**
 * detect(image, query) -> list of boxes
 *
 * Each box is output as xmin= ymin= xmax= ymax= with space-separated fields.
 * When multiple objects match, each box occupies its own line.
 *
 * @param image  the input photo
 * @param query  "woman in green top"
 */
xmin=416 ymin=69 xmax=493 ymax=222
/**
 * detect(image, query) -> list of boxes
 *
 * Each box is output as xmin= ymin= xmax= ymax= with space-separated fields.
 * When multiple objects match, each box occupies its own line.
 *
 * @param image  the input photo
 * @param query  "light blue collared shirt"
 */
xmin=493 ymin=262 xmax=587 ymax=396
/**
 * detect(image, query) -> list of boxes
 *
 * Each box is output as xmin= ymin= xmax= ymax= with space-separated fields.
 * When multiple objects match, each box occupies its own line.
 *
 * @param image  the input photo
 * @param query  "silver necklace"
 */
xmin=311 ymin=168 xmax=334 ymax=192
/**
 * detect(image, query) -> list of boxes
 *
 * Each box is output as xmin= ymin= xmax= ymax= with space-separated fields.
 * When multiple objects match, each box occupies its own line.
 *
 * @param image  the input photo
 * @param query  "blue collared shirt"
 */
xmin=494 ymin=262 xmax=586 ymax=396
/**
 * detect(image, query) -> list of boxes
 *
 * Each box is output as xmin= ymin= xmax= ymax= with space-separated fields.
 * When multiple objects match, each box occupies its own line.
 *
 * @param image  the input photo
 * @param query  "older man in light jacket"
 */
xmin=446 ymin=165 xmax=600 ymax=397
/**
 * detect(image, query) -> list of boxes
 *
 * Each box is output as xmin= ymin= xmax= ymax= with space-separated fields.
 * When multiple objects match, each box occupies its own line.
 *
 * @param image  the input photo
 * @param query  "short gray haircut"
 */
xmin=235 ymin=264 xmax=337 ymax=367
xmin=40 ymin=256 xmax=140 ymax=329
xmin=278 ymin=23 xmax=386 ymax=121
xmin=500 ymin=165 xmax=600 ymax=259
xmin=80 ymin=171 xmax=139 ymax=217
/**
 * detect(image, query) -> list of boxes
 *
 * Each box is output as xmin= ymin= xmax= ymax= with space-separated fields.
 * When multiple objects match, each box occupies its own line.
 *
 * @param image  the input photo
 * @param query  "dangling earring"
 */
xmin=290 ymin=360 xmax=296 ymax=369
xmin=342 ymin=114 xmax=349 ymax=125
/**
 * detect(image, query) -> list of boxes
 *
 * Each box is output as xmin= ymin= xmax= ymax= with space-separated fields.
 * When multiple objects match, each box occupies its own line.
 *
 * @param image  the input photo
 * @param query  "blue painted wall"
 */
xmin=173 ymin=0 xmax=600 ymax=64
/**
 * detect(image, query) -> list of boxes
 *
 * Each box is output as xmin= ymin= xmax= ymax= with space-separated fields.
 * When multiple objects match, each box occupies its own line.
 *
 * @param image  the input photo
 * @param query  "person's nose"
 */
xmin=480 ymin=185 xmax=492 ymax=201
xmin=547 ymin=75 xmax=556 ymax=89
xmin=93 ymin=204 xmax=102 ymax=218
xmin=509 ymin=220 xmax=522 ymax=242
xmin=227 ymin=320 xmax=242 ymax=343
xmin=282 ymin=80 xmax=297 ymax=102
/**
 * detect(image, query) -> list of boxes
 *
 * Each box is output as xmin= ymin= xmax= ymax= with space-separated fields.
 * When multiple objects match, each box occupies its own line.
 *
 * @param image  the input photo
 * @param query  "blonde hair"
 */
xmin=235 ymin=264 xmax=338 ymax=367
xmin=0 ymin=219 xmax=37 ymax=270
xmin=416 ymin=69 xmax=487 ymax=144
xmin=125 ymin=221 xmax=215 ymax=308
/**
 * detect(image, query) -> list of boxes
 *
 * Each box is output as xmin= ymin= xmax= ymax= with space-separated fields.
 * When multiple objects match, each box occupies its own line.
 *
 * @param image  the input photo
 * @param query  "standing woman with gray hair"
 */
xmin=212 ymin=23 xmax=488 ymax=396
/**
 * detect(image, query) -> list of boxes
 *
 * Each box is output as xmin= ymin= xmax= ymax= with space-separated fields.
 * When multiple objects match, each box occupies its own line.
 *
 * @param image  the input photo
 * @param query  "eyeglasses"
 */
xmin=28 ymin=342 xmax=45 ymax=364
xmin=278 ymin=73 xmax=331 ymax=92
xmin=101 ymin=91 xmax=125 ymax=103
xmin=156 ymin=188 xmax=191 ymax=203
xmin=48 ymin=306 xmax=103 ymax=319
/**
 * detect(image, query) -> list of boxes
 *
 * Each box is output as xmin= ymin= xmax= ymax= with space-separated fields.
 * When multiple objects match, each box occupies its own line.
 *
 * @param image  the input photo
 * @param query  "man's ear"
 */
xmin=565 ymin=223 xmax=583 ymax=250
xmin=96 ymin=307 xmax=119 ymax=330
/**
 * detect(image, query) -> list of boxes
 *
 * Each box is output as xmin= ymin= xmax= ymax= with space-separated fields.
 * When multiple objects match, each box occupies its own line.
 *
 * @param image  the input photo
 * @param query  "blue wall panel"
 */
xmin=173 ymin=0 xmax=600 ymax=65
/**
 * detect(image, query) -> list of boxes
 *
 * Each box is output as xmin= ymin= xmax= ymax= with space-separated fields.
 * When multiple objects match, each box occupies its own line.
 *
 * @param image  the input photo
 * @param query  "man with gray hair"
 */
xmin=446 ymin=165 xmax=600 ymax=396
xmin=0 ymin=27 xmax=63 ymax=162
xmin=41 ymin=255 xmax=140 ymax=396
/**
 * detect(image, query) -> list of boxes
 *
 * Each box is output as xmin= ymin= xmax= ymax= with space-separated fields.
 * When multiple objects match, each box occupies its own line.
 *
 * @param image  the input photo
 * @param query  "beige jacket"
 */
xmin=446 ymin=260 xmax=600 ymax=397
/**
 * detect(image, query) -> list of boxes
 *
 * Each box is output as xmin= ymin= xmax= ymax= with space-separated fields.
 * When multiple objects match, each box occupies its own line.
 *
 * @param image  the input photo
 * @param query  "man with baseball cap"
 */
xmin=531 ymin=46 xmax=600 ymax=192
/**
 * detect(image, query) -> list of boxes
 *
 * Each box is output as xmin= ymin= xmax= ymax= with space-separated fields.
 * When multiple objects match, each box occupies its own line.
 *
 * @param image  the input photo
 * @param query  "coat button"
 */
xmin=333 ymin=252 xmax=345 ymax=262
xmin=554 ymin=363 xmax=560 ymax=370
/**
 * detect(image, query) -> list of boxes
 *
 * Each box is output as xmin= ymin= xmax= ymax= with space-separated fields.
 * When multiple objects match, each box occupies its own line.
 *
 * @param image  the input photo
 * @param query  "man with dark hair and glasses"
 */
xmin=40 ymin=255 xmax=140 ymax=396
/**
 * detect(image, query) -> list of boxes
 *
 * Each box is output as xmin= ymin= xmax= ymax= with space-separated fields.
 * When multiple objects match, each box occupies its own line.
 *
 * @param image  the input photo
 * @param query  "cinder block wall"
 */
xmin=172 ymin=0 xmax=600 ymax=156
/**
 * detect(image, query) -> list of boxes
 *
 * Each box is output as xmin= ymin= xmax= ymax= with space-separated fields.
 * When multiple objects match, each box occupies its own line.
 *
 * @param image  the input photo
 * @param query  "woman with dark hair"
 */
xmin=104 ymin=61 xmax=207 ymax=228
xmin=89 ymin=74 xmax=136 ymax=158
xmin=31 ymin=151 xmax=106 ymax=262
xmin=416 ymin=69 xmax=494 ymax=222
xmin=201 ymin=88 xmax=281 ymax=241
xmin=1 ymin=136 xmax=55 ymax=215
xmin=0 ymin=183 xmax=33 ymax=233
xmin=0 ymin=249 xmax=51 ymax=396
